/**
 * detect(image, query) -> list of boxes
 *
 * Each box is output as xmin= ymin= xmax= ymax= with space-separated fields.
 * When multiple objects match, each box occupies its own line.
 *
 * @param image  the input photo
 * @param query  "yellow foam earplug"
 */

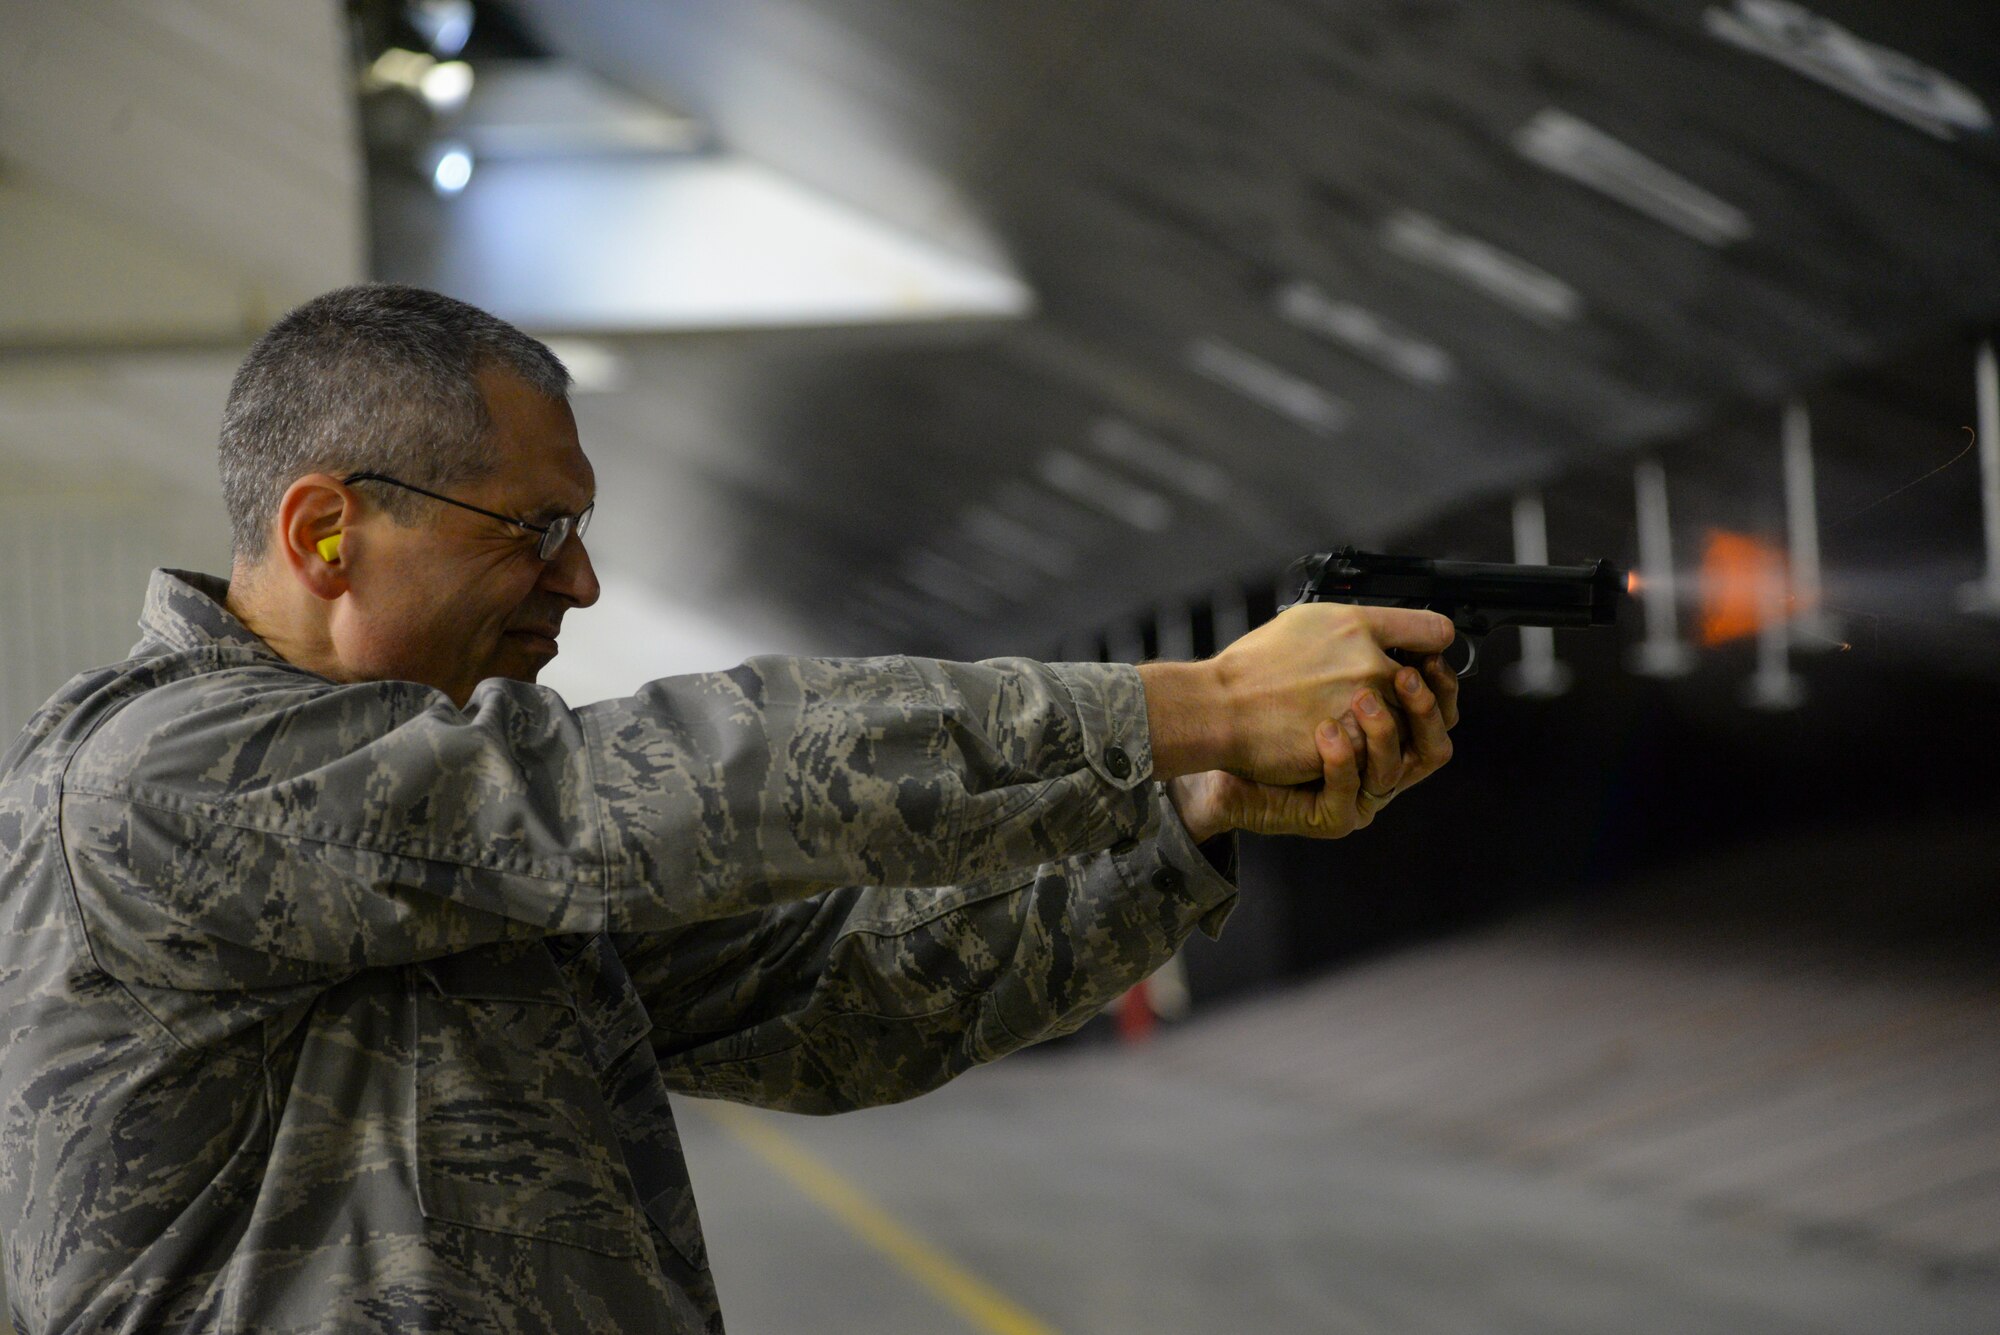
xmin=316 ymin=533 xmax=344 ymax=563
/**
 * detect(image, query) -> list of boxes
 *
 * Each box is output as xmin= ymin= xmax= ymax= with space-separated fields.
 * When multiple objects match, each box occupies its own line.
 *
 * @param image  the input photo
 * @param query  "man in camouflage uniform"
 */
xmin=0 ymin=285 xmax=1458 ymax=1333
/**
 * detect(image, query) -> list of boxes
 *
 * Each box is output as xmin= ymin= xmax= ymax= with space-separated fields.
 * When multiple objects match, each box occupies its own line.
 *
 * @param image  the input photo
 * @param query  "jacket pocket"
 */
xmin=413 ymin=941 xmax=648 ymax=1257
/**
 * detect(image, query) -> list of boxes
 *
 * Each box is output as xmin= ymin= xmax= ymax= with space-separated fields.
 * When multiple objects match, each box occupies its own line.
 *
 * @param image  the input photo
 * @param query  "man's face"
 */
xmin=336 ymin=368 xmax=601 ymax=706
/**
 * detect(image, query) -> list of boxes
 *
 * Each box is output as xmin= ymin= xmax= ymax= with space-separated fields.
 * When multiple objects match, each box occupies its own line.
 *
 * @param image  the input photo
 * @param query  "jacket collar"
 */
xmin=134 ymin=569 xmax=286 ymax=661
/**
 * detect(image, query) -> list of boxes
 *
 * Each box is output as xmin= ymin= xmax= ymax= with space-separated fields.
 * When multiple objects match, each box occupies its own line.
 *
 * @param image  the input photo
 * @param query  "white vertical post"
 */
xmin=1107 ymin=620 xmax=1146 ymax=666
xmin=1503 ymin=493 xmax=1572 ymax=697
xmin=1744 ymin=556 xmax=1806 ymax=709
xmin=1212 ymin=583 xmax=1250 ymax=651
xmin=1156 ymin=598 xmax=1194 ymax=662
xmin=1629 ymin=460 xmax=1695 ymax=676
xmin=1782 ymin=400 xmax=1842 ymax=647
xmin=1957 ymin=340 xmax=2000 ymax=615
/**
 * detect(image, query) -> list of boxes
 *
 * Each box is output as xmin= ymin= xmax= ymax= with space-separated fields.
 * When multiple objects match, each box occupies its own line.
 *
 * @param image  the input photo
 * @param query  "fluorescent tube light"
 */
xmin=1705 ymin=0 xmax=1991 ymax=141
xmin=1037 ymin=451 xmax=1175 ymax=532
xmin=1088 ymin=417 xmax=1230 ymax=503
xmin=1379 ymin=211 xmax=1582 ymax=326
xmin=1184 ymin=338 xmax=1351 ymax=436
xmin=1513 ymin=108 xmax=1752 ymax=247
xmin=1274 ymin=281 xmax=1456 ymax=387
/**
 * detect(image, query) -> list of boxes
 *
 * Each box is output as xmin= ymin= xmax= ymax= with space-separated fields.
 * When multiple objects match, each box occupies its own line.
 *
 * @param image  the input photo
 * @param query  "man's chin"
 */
xmin=502 ymin=630 xmax=561 ymax=667
xmin=496 ymin=657 xmax=546 ymax=684
xmin=467 ymin=652 xmax=552 ymax=695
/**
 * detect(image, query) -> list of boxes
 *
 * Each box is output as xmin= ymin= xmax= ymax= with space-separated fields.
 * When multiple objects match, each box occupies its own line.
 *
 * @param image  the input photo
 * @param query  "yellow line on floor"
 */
xmin=699 ymin=1101 xmax=1062 ymax=1335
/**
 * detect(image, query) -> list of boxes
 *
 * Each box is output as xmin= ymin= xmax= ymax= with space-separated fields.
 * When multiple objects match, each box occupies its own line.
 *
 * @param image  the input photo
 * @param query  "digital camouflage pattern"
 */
xmin=0 ymin=569 xmax=1237 ymax=1334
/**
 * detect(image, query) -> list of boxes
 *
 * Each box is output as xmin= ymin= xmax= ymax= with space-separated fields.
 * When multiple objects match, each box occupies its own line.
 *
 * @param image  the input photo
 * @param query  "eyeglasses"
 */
xmin=342 ymin=472 xmax=594 ymax=561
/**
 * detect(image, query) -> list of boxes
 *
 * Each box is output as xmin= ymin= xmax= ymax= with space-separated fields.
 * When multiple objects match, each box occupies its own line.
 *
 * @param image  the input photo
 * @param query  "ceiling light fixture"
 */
xmin=1184 ymin=338 xmax=1351 ymax=436
xmin=956 ymin=505 xmax=1078 ymax=578
xmin=1273 ymin=281 xmax=1456 ymax=387
xmin=1037 ymin=451 xmax=1175 ymax=532
xmin=408 ymin=0 xmax=474 ymax=58
xmin=1512 ymin=108 xmax=1753 ymax=247
xmin=1705 ymin=0 xmax=1991 ymax=141
xmin=898 ymin=552 xmax=998 ymax=616
xmin=1088 ymin=417 xmax=1231 ymax=502
xmin=418 ymin=60 xmax=475 ymax=114
xmin=364 ymin=47 xmax=438 ymax=95
xmin=852 ymin=583 xmax=930 ymax=629
xmin=362 ymin=48 xmax=475 ymax=116
xmin=1379 ymin=211 xmax=1582 ymax=326
xmin=428 ymin=142 xmax=474 ymax=196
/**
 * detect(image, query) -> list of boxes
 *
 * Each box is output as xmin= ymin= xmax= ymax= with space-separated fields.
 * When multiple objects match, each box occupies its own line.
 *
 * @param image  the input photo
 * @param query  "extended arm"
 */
xmin=612 ymin=648 xmax=1445 ymax=1115
xmin=66 ymin=591 xmax=1456 ymax=992
xmin=615 ymin=783 xmax=1235 ymax=1113
xmin=62 ymin=653 xmax=1159 ymax=989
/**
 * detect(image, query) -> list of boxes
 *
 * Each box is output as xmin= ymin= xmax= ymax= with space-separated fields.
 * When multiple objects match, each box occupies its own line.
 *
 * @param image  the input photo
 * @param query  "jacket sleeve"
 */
xmin=59 ymin=654 xmax=1156 ymax=990
xmin=614 ymin=786 xmax=1239 ymax=1114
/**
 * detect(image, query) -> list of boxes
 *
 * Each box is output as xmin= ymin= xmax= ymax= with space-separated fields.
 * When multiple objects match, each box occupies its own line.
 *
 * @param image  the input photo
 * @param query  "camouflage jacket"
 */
xmin=0 ymin=570 xmax=1237 ymax=1334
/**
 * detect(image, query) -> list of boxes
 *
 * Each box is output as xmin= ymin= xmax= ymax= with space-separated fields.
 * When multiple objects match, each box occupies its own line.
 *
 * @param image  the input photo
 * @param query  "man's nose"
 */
xmin=544 ymin=533 xmax=601 ymax=608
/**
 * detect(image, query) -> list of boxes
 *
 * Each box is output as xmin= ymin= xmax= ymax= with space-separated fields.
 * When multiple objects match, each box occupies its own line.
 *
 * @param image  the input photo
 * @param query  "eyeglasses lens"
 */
xmin=538 ymin=505 xmax=593 ymax=560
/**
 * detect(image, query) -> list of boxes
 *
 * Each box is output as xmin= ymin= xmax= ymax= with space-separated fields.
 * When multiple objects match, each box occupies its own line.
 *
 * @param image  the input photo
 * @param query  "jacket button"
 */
xmin=1103 ymin=745 xmax=1132 ymax=780
xmin=1151 ymin=866 xmax=1182 ymax=892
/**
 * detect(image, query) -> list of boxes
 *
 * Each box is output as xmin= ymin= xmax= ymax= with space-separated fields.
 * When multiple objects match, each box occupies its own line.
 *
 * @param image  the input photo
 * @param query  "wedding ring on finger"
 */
xmin=1358 ymin=786 xmax=1397 ymax=811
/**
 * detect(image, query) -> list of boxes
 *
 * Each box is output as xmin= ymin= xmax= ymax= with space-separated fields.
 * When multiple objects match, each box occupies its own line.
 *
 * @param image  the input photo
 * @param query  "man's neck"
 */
xmin=225 ymin=565 xmax=341 ymax=683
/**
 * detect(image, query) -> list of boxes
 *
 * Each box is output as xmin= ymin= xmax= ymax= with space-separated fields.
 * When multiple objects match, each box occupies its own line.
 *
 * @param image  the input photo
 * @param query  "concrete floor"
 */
xmin=680 ymin=871 xmax=2000 ymax=1335
xmin=682 ymin=1052 xmax=1998 ymax=1335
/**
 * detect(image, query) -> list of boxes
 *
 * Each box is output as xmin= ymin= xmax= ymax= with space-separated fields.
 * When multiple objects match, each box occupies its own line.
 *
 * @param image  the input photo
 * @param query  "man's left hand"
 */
xmin=1166 ymin=653 xmax=1458 ymax=843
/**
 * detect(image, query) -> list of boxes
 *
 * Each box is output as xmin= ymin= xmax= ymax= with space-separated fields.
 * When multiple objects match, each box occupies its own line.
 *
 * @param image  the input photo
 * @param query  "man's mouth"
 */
xmin=506 ymin=625 xmax=562 ymax=655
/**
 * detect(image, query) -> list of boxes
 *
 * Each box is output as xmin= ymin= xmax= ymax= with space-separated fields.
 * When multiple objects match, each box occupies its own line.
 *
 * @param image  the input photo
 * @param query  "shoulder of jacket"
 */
xmin=62 ymin=649 xmax=433 ymax=796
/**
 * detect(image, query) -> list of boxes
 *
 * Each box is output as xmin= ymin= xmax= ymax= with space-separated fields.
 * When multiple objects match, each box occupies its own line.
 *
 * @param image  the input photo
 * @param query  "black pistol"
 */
xmin=1286 ymin=547 xmax=1626 ymax=676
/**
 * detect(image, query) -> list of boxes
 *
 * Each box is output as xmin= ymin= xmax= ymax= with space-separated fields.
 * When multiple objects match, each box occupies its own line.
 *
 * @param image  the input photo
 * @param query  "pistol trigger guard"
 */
xmin=1454 ymin=636 xmax=1479 ymax=679
xmin=1414 ymin=604 xmax=1480 ymax=678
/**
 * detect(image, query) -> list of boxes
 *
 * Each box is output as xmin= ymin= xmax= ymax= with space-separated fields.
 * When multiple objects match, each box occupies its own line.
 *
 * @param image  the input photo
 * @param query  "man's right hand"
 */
xmin=1138 ymin=602 xmax=1457 ymax=788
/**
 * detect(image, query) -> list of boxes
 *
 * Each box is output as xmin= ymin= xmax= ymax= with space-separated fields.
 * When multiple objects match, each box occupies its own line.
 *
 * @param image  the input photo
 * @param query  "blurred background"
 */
xmin=3 ymin=1 xmax=1998 ymax=1331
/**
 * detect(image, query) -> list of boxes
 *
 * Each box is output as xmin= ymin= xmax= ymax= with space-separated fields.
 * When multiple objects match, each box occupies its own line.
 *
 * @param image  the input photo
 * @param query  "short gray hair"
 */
xmin=219 ymin=283 xmax=571 ymax=561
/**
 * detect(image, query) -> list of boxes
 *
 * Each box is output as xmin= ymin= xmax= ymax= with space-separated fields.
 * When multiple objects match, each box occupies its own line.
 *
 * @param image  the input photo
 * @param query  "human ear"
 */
xmin=276 ymin=474 xmax=355 ymax=601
